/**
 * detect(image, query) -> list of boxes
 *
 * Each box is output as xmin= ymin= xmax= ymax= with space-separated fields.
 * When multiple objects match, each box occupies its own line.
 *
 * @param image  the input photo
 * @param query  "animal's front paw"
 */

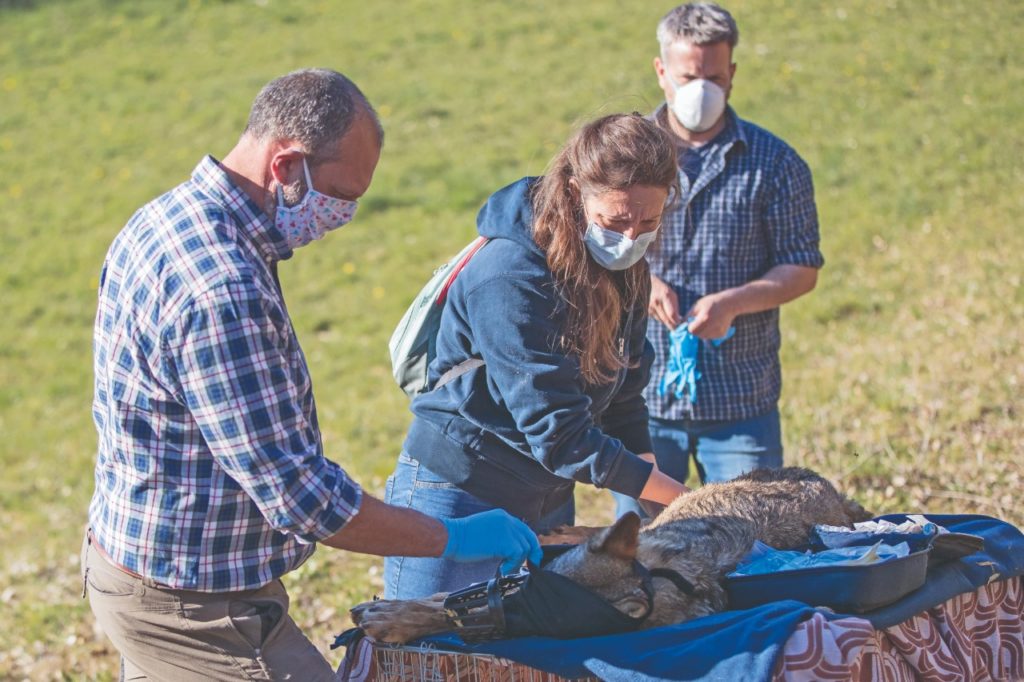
xmin=349 ymin=594 xmax=450 ymax=644
xmin=349 ymin=598 xmax=379 ymax=628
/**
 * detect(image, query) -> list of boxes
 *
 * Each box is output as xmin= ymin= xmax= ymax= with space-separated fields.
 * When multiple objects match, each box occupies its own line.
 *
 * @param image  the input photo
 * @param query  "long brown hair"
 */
xmin=532 ymin=113 xmax=679 ymax=384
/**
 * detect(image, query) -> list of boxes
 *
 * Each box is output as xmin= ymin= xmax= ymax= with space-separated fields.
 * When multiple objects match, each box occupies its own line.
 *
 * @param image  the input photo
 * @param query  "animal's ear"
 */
xmin=591 ymin=512 xmax=641 ymax=560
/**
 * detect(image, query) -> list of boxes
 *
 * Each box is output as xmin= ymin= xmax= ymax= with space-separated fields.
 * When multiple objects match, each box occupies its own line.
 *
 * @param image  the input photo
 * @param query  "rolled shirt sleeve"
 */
xmin=766 ymin=150 xmax=825 ymax=269
xmin=169 ymin=281 xmax=362 ymax=542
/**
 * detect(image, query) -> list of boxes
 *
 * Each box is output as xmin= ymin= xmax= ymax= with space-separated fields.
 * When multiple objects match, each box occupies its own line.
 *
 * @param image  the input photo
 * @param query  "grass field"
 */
xmin=1 ymin=0 xmax=1022 ymax=678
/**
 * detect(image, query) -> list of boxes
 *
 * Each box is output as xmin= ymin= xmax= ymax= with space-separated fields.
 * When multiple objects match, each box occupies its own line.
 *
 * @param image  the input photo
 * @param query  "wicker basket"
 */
xmin=366 ymin=641 xmax=599 ymax=682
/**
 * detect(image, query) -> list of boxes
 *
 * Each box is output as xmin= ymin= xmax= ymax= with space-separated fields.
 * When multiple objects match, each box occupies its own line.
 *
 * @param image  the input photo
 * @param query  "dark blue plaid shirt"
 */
xmin=89 ymin=156 xmax=363 ymax=592
xmin=645 ymin=106 xmax=824 ymax=421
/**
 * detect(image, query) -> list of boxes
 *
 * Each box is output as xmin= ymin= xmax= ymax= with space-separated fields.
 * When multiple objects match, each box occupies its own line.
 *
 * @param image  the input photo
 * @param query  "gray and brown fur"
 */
xmin=351 ymin=466 xmax=871 ymax=641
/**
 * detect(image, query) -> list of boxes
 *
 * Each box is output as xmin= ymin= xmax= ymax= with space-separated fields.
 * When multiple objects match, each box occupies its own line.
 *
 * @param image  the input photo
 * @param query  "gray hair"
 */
xmin=656 ymin=3 xmax=739 ymax=55
xmin=244 ymin=68 xmax=383 ymax=164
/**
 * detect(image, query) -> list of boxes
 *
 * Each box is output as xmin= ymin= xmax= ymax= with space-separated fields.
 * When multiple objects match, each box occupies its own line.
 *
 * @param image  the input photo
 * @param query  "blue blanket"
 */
xmin=408 ymin=514 xmax=1024 ymax=681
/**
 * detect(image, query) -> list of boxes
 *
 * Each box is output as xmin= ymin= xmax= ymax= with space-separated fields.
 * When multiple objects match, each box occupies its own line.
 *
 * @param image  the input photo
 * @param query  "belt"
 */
xmin=88 ymin=529 xmax=155 ymax=583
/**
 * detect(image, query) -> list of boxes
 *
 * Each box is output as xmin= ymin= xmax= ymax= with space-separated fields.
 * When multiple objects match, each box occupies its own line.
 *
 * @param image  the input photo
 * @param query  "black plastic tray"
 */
xmin=724 ymin=547 xmax=931 ymax=613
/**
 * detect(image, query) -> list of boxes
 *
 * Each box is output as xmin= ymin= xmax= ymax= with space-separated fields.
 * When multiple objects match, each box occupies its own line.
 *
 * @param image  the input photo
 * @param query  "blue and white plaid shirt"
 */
xmin=645 ymin=106 xmax=824 ymax=421
xmin=89 ymin=156 xmax=363 ymax=592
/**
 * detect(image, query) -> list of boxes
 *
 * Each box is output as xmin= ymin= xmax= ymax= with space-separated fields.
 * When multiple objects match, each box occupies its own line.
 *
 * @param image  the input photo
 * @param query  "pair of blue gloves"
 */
xmin=441 ymin=509 xmax=542 ymax=574
xmin=658 ymin=321 xmax=734 ymax=404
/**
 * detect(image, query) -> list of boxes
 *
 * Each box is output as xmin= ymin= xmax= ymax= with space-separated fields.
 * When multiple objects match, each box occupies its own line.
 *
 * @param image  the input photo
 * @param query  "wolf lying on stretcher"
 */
xmin=350 ymin=467 xmax=872 ymax=643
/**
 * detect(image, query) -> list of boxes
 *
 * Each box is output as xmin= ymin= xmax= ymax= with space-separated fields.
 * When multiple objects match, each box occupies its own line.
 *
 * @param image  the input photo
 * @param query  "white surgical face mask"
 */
xmin=667 ymin=77 xmax=727 ymax=133
xmin=583 ymin=222 xmax=660 ymax=271
xmin=275 ymin=156 xmax=358 ymax=250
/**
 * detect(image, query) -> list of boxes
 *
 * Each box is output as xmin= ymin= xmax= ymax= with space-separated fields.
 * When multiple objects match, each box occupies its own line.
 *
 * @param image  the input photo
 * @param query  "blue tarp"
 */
xmin=407 ymin=514 xmax=1024 ymax=681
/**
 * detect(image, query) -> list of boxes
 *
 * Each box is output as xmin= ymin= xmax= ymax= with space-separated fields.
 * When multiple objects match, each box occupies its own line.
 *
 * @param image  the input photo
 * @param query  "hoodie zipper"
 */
xmin=607 ymin=305 xmax=634 ymax=400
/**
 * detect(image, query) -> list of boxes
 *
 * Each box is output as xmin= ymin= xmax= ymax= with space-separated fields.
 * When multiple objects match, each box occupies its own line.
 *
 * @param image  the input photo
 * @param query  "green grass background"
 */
xmin=1 ymin=0 xmax=1021 ymax=677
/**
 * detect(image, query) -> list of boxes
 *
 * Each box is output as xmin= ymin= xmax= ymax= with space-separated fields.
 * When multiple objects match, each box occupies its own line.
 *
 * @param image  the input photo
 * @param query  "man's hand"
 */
xmin=442 ymin=509 xmax=543 ymax=574
xmin=685 ymin=291 xmax=738 ymax=340
xmin=323 ymin=497 xmax=540 ymax=574
xmin=649 ymin=274 xmax=683 ymax=330
xmin=683 ymin=265 xmax=818 ymax=339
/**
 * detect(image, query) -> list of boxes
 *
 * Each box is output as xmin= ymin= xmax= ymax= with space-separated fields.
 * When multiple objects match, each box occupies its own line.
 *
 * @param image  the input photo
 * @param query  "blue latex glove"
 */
xmin=441 ymin=509 xmax=543 ymax=574
xmin=658 ymin=321 xmax=734 ymax=403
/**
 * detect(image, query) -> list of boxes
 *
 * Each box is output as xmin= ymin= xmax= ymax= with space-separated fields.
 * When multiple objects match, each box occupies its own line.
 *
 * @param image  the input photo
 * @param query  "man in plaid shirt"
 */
xmin=84 ymin=69 xmax=541 ymax=680
xmin=616 ymin=4 xmax=824 ymax=517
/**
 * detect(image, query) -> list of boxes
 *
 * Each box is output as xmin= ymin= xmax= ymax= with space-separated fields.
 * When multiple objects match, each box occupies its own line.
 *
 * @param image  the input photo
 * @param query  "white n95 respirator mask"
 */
xmin=668 ymin=78 xmax=726 ymax=133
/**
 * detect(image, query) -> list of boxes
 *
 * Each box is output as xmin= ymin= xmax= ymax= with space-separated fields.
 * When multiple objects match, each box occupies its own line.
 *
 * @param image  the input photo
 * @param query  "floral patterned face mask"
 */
xmin=275 ymin=155 xmax=358 ymax=250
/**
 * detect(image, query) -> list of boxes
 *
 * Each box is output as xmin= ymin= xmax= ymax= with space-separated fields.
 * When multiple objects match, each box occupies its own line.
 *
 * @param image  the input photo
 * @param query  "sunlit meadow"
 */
xmin=1 ymin=0 xmax=1021 ymax=677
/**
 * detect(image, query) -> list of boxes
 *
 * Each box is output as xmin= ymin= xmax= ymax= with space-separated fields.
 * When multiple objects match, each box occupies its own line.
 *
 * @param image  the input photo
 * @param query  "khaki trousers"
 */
xmin=81 ymin=531 xmax=337 ymax=681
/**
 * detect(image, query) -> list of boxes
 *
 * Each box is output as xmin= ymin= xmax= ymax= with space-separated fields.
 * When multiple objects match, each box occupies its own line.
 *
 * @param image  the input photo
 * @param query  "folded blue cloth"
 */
xmin=658 ymin=322 xmax=734 ymax=403
xmin=730 ymin=540 xmax=910 ymax=576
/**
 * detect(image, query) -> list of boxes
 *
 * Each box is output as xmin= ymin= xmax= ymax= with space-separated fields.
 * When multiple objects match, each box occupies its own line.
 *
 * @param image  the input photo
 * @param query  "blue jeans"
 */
xmin=612 ymin=408 xmax=784 ymax=519
xmin=382 ymin=452 xmax=575 ymax=599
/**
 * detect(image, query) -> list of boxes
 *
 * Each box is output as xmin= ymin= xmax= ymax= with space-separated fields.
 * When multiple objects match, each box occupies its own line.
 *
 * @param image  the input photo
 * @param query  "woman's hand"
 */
xmin=638 ymin=452 xmax=690 ymax=505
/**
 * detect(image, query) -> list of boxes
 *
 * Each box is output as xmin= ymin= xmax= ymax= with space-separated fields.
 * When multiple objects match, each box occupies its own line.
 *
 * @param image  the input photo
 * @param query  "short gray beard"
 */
xmin=264 ymin=177 xmax=308 ymax=218
xmin=279 ymin=177 xmax=307 ymax=207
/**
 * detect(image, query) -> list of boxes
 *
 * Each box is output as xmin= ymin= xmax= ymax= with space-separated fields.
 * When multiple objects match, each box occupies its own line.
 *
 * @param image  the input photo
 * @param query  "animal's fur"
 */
xmin=351 ymin=466 xmax=871 ymax=642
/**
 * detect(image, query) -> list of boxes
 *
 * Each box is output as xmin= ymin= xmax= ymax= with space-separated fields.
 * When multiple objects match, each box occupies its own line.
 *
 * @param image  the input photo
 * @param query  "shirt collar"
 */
xmin=718 ymin=107 xmax=748 ymax=154
xmin=653 ymin=104 xmax=748 ymax=156
xmin=190 ymin=155 xmax=293 ymax=263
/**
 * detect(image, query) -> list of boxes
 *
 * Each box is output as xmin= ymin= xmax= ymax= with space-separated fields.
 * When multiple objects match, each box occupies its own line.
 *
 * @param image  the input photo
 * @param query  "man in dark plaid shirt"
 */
xmin=616 ymin=4 xmax=824 ymax=517
xmin=84 ymin=69 xmax=540 ymax=681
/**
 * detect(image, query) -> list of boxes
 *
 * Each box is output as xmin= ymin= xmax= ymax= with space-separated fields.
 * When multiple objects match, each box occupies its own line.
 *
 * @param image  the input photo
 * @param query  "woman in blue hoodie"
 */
xmin=385 ymin=114 xmax=689 ymax=598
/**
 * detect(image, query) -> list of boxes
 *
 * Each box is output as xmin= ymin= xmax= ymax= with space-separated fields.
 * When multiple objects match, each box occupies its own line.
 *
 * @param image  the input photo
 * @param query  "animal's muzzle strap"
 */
xmin=632 ymin=562 xmax=697 ymax=622
xmin=650 ymin=567 xmax=697 ymax=595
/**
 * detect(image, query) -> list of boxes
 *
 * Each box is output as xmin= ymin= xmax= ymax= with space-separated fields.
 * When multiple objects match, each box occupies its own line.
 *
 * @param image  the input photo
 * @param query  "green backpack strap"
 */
xmin=435 ymin=357 xmax=486 ymax=390
xmin=388 ymin=237 xmax=489 ymax=397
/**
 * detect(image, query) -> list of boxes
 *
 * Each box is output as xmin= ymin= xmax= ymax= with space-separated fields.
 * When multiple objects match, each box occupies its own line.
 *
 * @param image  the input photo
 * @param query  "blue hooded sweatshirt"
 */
xmin=404 ymin=178 xmax=655 ymax=521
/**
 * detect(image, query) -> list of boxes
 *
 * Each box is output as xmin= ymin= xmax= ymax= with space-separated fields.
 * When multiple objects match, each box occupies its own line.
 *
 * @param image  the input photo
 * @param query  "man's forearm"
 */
xmin=321 ymin=494 xmax=447 ymax=557
xmin=722 ymin=264 xmax=818 ymax=317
